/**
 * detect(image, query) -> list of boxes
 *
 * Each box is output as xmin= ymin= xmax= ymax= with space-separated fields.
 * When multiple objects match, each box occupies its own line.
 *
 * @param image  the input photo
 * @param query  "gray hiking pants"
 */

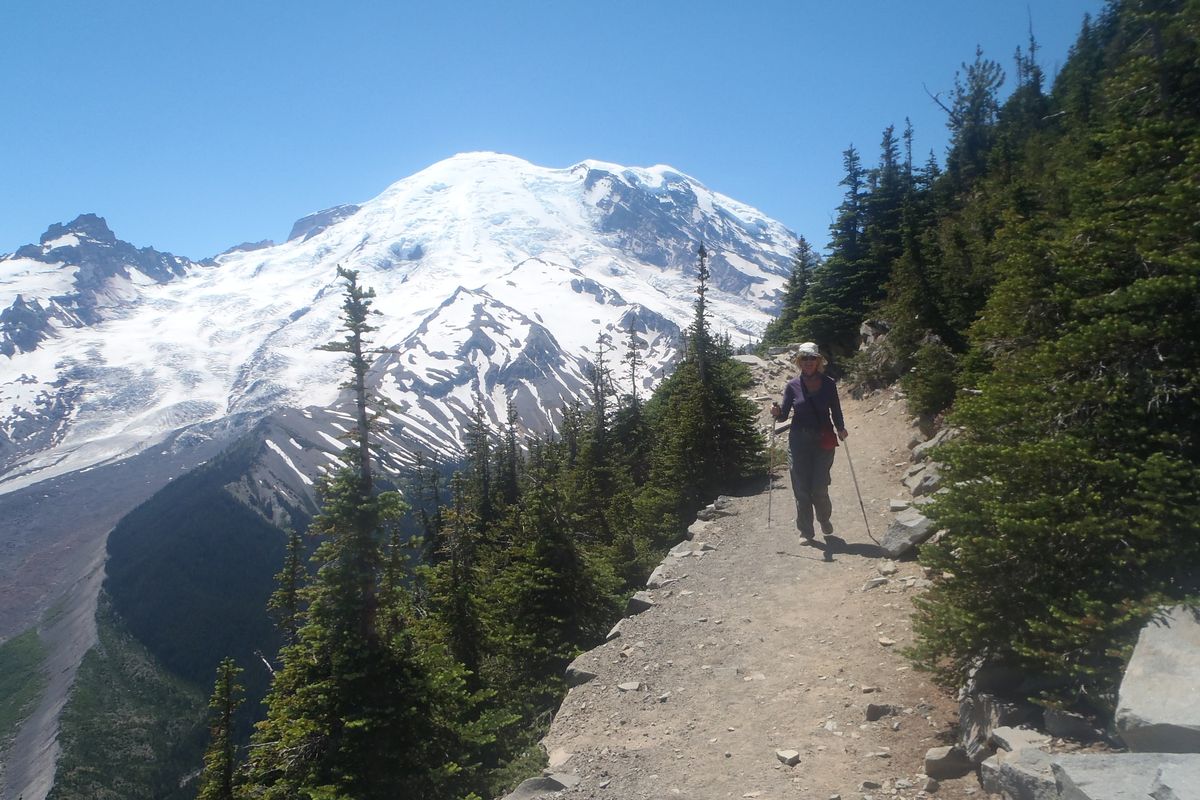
xmin=788 ymin=428 xmax=836 ymax=538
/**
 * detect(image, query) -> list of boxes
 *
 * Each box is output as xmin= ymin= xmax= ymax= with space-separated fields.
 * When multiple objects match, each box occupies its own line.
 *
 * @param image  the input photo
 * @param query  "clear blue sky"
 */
xmin=2 ymin=0 xmax=1107 ymax=261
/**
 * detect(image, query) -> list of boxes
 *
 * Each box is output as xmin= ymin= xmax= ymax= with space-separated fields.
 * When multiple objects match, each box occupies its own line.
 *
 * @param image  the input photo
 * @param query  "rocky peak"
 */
xmin=287 ymin=204 xmax=361 ymax=242
xmin=40 ymin=213 xmax=118 ymax=247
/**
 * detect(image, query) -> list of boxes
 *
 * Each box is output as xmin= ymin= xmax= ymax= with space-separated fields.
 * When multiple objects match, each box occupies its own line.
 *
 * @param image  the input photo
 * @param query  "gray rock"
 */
xmin=685 ymin=518 xmax=712 ymax=540
xmin=889 ymin=498 xmax=911 ymax=512
xmin=733 ymin=354 xmax=768 ymax=367
xmin=503 ymin=773 xmax=575 ymax=799
xmin=1154 ymin=760 xmax=1200 ymax=800
xmin=646 ymin=565 xmax=673 ymax=589
xmin=626 ymin=592 xmax=655 ymax=615
xmin=1052 ymin=753 xmax=1200 ymax=800
xmin=924 ymin=745 xmax=974 ymax=779
xmin=991 ymin=725 xmax=1051 ymax=752
xmin=1044 ymin=708 xmax=1103 ymax=742
xmin=564 ymin=657 xmax=597 ymax=688
xmin=1116 ymin=605 xmax=1200 ymax=753
xmin=880 ymin=508 xmax=936 ymax=558
xmin=959 ymin=692 xmax=1042 ymax=764
xmin=776 ymin=749 xmax=800 ymax=766
xmin=912 ymin=427 xmax=958 ymax=462
xmin=862 ymin=577 xmax=890 ymax=591
xmin=617 ymin=681 xmax=643 ymax=692
xmin=980 ymin=747 xmax=1057 ymax=800
xmin=904 ymin=462 xmax=943 ymax=496
xmin=606 ymin=619 xmax=623 ymax=640
xmin=865 ymin=703 xmax=898 ymax=721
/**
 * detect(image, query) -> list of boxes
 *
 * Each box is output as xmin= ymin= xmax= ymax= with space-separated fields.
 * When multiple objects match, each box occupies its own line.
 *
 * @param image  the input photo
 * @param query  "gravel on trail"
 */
xmin=530 ymin=357 xmax=984 ymax=800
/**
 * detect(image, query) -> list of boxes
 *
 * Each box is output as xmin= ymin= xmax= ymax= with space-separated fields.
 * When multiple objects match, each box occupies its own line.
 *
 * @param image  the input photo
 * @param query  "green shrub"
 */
xmin=901 ymin=341 xmax=958 ymax=419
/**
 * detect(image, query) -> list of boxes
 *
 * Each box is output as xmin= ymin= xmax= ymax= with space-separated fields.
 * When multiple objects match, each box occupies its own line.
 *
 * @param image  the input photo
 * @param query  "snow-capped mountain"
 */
xmin=0 ymin=153 xmax=795 ymax=499
xmin=0 ymin=153 xmax=799 ymax=799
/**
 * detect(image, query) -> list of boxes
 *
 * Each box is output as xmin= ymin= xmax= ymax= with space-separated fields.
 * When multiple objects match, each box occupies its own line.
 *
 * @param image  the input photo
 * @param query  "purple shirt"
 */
xmin=778 ymin=373 xmax=845 ymax=432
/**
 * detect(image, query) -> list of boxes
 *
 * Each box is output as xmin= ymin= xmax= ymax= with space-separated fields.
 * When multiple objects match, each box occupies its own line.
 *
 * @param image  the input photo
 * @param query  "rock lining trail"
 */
xmin=528 ymin=356 xmax=983 ymax=800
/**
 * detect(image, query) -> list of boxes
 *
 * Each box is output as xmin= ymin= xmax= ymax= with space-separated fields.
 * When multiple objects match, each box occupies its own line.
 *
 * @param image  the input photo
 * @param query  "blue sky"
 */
xmin=2 ymin=0 xmax=1107 ymax=261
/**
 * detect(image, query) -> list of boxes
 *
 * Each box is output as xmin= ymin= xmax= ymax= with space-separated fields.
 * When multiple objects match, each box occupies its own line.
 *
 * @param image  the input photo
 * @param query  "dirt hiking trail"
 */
xmin=534 ymin=355 xmax=981 ymax=800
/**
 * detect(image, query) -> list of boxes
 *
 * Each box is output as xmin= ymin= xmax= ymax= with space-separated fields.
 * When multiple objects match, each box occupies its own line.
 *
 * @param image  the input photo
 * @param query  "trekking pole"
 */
xmin=842 ymin=438 xmax=880 ymax=545
xmin=766 ymin=422 xmax=775 ymax=528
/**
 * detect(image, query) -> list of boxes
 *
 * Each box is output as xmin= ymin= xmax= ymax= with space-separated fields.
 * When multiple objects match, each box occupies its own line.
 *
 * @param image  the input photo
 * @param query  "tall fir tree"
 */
xmin=197 ymin=658 xmax=245 ymax=800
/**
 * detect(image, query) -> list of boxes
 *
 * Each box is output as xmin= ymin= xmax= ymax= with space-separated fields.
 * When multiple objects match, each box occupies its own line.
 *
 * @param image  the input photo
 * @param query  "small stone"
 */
xmin=878 ymin=637 xmax=897 ymax=647
xmin=865 ymin=703 xmax=898 ymax=721
xmin=860 ymin=780 xmax=883 ymax=790
xmin=599 ymin=779 xmax=611 ymax=789
xmin=775 ymin=749 xmax=801 ymax=766
xmin=923 ymin=777 xmax=939 ymax=792
xmin=863 ymin=577 xmax=890 ymax=591
xmin=617 ymin=681 xmax=642 ymax=692
xmin=877 ymin=560 xmax=900 ymax=575
xmin=657 ymin=692 xmax=671 ymax=703
xmin=861 ymin=686 xmax=878 ymax=694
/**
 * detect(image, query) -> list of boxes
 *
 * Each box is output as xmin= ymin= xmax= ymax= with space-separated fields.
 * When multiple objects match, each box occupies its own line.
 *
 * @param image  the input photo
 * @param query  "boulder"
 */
xmin=503 ymin=772 xmax=578 ymax=799
xmin=1154 ymin=759 xmax=1200 ymax=800
xmin=880 ymin=508 xmax=935 ymax=558
xmin=924 ymin=745 xmax=974 ymax=779
xmin=564 ymin=657 xmax=597 ymax=688
xmin=1115 ymin=605 xmax=1200 ymax=753
xmin=865 ymin=703 xmax=898 ymax=721
xmin=1044 ymin=708 xmax=1104 ymax=742
xmin=1052 ymin=753 xmax=1200 ymax=800
xmin=911 ymin=427 xmax=958 ymax=462
xmin=904 ymin=462 xmax=943 ymax=496
xmin=646 ymin=565 xmax=674 ymax=589
xmin=991 ymin=726 xmax=1051 ymax=752
xmin=626 ymin=592 xmax=655 ymax=615
xmin=959 ymin=693 xmax=1042 ymax=764
xmin=686 ymin=518 xmax=712 ymax=540
xmin=980 ymin=747 xmax=1057 ymax=800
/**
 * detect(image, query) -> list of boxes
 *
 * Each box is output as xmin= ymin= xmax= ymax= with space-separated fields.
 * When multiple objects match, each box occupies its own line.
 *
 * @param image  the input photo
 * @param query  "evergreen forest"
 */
xmin=198 ymin=253 xmax=763 ymax=799
xmin=762 ymin=0 xmax=1198 ymax=722
xmin=194 ymin=1 xmax=1198 ymax=796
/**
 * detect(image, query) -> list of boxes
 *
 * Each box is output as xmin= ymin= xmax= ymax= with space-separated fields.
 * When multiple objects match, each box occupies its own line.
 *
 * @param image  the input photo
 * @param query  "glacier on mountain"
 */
xmin=0 ymin=152 xmax=797 ymax=497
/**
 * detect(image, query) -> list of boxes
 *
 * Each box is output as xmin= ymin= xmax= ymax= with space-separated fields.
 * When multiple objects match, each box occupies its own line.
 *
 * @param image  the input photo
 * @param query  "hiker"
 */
xmin=770 ymin=342 xmax=848 ymax=544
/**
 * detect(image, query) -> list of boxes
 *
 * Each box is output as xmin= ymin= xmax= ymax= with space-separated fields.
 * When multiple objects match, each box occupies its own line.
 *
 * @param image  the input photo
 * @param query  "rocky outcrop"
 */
xmin=1052 ymin=753 xmax=1200 ymax=800
xmin=286 ymin=203 xmax=361 ymax=241
xmin=880 ymin=507 xmax=935 ymax=559
xmin=1115 ymin=605 xmax=1200 ymax=752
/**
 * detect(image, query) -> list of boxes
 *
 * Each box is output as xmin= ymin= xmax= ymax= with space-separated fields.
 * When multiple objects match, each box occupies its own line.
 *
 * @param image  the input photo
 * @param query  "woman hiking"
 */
xmin=770 ymin=342 xmax=848 ymax=545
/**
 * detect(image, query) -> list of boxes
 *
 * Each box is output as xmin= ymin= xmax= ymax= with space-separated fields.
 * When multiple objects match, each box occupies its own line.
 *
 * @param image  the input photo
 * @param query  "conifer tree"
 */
xmin=911 ymin=0 xmax=1200 ymax=711
xmin=197 ymin=658 xmax=244 ymax=800
xmin=760 ymin=236 xmax=817 ymax=348
xmin=796 ymin=145 xmax=869 ymax=350
xmin=267 ymin=527 xmax=305 ymax=648
xmin=243 ymin=269 xmax=478 ymax=800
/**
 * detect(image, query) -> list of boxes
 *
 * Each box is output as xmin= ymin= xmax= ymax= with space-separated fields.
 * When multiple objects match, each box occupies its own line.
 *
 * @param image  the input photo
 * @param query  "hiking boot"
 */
xmin=799 ymin=534 xmax=818 ymax=546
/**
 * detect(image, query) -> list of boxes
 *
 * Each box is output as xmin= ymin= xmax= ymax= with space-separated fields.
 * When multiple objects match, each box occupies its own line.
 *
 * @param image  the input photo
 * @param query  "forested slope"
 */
xmin=764 ymin=0 xmax=1198 ymax=717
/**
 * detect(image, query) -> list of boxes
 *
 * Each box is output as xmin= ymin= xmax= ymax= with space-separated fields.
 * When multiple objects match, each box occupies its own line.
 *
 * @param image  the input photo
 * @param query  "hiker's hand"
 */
xmin=770 ymin=402 xmax=781 ymax=419
xmin=838 ymin=428 xmax=849 ymax=441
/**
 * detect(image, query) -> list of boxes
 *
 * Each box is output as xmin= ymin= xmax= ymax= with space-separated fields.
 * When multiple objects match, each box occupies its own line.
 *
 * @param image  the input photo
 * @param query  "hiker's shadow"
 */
xmin=777 ymin=535 xmax=885 ymax=563
xmin=819 ymin=535 xmax=885 ymax=562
